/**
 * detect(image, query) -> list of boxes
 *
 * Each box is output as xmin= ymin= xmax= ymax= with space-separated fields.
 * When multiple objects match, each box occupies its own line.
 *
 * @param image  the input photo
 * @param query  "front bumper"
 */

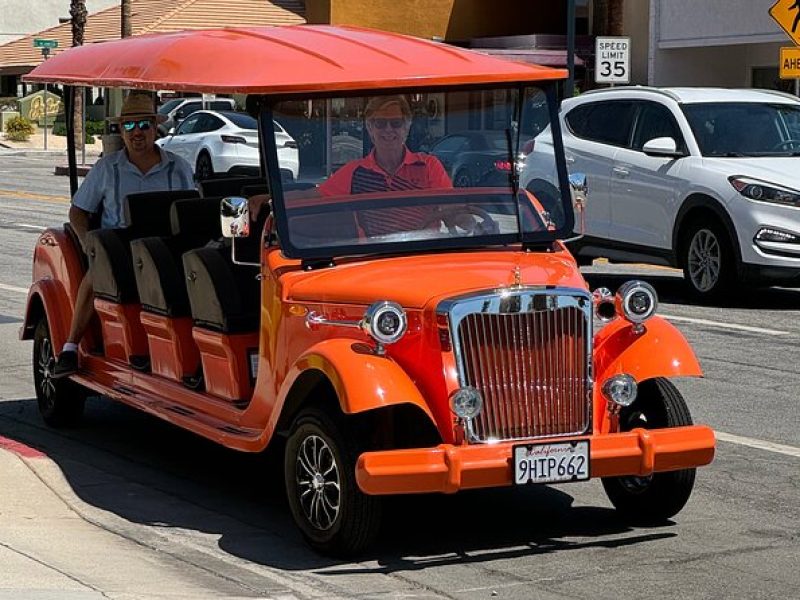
xmin=356 ymin=425 xmax=715 ymax=495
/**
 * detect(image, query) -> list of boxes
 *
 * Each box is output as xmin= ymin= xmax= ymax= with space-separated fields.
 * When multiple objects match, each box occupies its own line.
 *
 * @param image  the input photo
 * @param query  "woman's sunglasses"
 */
xmin=121 ymin=119 xmax=153 ymax=132
xmin=369 ymin=118 xmax=406 ymax=130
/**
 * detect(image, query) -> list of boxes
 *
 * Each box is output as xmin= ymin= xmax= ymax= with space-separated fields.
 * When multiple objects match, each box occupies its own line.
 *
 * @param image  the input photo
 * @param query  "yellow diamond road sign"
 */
xmin=780 ymin=47 xmax=800 ymax=78
xmin=770 ymin=0 xmax=800 ymax=46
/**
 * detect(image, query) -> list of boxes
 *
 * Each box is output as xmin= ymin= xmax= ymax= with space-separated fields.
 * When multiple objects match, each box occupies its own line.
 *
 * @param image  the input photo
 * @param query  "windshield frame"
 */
xmin=261 ymin=82 xmax=573 ymax=261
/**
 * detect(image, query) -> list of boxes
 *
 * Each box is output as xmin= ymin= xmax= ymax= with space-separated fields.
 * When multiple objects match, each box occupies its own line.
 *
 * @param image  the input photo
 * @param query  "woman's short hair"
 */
xmin=365 ymin=95 xmax=412 ymax=120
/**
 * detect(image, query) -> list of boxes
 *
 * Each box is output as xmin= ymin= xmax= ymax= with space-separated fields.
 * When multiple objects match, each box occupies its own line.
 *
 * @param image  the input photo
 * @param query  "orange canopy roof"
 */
xmin=23 ymin=25 xmax=567 ymax=94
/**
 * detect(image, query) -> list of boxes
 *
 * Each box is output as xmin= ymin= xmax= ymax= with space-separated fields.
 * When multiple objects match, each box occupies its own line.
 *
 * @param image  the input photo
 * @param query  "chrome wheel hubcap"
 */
xmin=688 ymin=229 xmax=721 ymax=292
xmin=296 ymin=434 xmax=340 ymax=531
xmin=36 ymin=336 xmax=56 ymax=408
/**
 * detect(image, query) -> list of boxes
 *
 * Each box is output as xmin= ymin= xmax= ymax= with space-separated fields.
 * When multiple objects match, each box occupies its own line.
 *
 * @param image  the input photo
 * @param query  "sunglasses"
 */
xmin=121 ymin=119 xmax=153 ymax=132
xmin=370 ymin=118 xmax=406 ymax=130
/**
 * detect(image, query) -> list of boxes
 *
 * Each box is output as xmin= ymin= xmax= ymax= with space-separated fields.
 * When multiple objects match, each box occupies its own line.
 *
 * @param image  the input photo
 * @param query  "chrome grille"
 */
xmin=442 ymin=289 xmax=592 ymax=442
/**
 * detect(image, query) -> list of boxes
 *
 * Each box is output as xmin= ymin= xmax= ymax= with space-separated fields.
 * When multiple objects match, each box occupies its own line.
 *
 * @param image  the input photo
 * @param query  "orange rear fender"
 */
xmin=594 ymin=316 xmax=702 ymax=384
xmin=279 ymin=338 xmax=436 ymax=421
xmin=20 ymin=280 xmax=71 ymax=347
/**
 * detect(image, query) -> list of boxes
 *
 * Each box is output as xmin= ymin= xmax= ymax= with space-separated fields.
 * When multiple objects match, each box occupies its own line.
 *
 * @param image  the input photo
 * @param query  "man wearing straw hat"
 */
xmin=53 ymin=92 xmax=195 ymax=377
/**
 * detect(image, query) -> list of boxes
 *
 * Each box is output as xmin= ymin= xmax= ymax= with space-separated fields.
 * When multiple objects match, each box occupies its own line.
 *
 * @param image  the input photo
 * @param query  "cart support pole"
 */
xmin=64 ymin=85 xmax=78 ymax=198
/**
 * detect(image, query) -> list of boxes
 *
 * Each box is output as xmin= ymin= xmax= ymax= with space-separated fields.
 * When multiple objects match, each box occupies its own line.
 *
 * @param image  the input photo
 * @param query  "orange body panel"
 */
xmin=356 ymin=425 xmax=716 ymax=495
xmin=93 ymin=299 xmax=149 ymax=363
xmin=139 ymin=312 xmax=200 ymax=382
xmin=192 ymin=328 xmax=259 ymax=403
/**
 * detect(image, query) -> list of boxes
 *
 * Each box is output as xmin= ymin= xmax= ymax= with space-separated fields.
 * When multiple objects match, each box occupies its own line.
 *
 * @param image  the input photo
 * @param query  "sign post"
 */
xmin=770 ymin=0 xmax=800 ymax=96
xmin=595 ymin=37 xmax=631 ymax=86
xmin=33 ymin=39 xmax=58 ymax=150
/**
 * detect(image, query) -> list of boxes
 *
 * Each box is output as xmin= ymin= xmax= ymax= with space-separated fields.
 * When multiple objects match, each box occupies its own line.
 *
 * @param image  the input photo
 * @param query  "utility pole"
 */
xmin=121 ymin=0 xmax=132 ymax=38
xmin=566 ymin=0 xmax=576 ymax=98
xmin=69 ymin=0 xmax=87 ymax=156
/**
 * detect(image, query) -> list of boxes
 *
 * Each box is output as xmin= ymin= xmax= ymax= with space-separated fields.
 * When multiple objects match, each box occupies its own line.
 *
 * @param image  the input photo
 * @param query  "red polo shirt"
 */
xmin=318 ymin=148 xmax=452 ymax=236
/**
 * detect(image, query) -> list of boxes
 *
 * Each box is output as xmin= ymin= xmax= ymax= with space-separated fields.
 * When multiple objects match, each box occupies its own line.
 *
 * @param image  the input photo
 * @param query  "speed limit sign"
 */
xmin=595 ymin=37 xmax=631 ymax=84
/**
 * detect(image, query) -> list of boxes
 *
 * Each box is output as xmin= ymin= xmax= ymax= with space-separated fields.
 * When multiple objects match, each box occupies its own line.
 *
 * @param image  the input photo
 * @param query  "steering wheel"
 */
xmin=771 ymin=139 xmax=800 ymax=151
xmin=423 ymin=206 xmax=499 ymax=236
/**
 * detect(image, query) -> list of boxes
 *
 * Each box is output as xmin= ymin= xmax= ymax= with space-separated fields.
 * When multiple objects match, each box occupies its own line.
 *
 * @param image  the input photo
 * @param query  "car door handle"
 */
xmin=565 ymin=154 xmax=576 ymax=164
xmin=612 ymin=166 xmax=630 ymax=177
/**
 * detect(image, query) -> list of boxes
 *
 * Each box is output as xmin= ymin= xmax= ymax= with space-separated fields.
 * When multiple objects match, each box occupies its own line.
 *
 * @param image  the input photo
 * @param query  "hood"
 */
xmin=285 ymin=249 xmax=587 ymax=309
xmin=701 ymin=156 xmax=800 ymax=190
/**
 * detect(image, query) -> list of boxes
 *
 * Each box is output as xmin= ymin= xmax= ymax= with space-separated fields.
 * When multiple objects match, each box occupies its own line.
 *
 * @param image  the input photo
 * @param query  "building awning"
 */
xmin=474 ymin=48 xmax=584 ymax=68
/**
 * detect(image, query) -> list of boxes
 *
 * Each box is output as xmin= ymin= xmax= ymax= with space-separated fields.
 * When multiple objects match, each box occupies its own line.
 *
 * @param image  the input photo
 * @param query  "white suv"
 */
xmin=521 ymin=87 xmax=800 ymax=300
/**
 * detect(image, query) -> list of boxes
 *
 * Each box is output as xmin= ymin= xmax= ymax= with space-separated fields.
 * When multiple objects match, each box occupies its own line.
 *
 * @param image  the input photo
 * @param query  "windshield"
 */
xmin=158 ymin=99 xmax=182 ymax=115
xmin=268 ymin=85 xmax=570 ymax=260
xmin=682 ymin=102 xmax=800 ymax=157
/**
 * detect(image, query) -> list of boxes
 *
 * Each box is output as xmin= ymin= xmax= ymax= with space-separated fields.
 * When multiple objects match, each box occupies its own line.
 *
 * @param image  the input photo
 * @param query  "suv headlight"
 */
xmin=730 ymin=176 xmax=800 ymax=208
xmin=361 ymin=301 xmax=407 ymax=345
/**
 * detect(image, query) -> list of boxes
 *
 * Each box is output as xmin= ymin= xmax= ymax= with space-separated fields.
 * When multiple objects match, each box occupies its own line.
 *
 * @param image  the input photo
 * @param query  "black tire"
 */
xmin=454 ymin=170 xmax=471 ymax=188
xmin=33 ymin=318 xmax=87 ymax=428
xmin=195 ymin=152 xmax=214 ymax=181
xmin=602 ymin=378 xmax=696 ymax=523
xmin=680 ymin=218 xmax=736 ymax=301
xmin=284 ymin=408 xmax=381 ymax=557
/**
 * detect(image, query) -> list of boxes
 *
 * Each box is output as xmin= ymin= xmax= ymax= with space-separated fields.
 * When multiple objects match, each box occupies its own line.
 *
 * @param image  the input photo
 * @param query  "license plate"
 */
xmin=513 ymin=440 xmax=590 ymax=485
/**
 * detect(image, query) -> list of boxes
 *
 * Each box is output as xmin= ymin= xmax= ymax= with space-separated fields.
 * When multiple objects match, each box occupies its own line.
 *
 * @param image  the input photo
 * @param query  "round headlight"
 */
xmin=361 ymin=301 xmax=407 ymax=345
xmin=602 ymin=374 xmax=637 ymax=408
xmin=615 ymin=280 xmax=658 ymax=325
xmin=449 ymin=387 xmax=483 ymax=420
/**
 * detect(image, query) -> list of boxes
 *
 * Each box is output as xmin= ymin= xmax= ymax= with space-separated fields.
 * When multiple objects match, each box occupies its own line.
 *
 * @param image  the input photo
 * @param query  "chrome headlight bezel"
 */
xmin=729 ymin=176 xmax=800 ymax=208
xmin=601 ymin=374 xmax=638 ymax=410
xmin=615 ymin=280 xmax=658 ymax=325
xmin=449 ymin=386 xmax=483 ymax=420
xmin=361 ymin=301 xmax=407 ymax=345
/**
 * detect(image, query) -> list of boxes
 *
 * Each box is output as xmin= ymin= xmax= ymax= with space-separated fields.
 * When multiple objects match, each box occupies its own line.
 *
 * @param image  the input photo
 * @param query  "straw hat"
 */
xmin=109 ymin=93 xmax=166 ymax=123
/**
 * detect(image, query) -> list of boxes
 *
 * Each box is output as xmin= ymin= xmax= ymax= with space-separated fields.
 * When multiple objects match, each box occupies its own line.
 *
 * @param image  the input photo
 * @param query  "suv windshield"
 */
xmin=682 ymin=102 xmax=800 ymax=157
xmin=158 ymin=99 xmax=182 ymax=115
xmin=269 ymin=85 xmax=570 ymax=260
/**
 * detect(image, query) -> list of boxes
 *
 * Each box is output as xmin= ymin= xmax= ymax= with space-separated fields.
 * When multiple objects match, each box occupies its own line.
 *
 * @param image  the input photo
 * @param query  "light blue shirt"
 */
xmin=72 ymin=147 xmax=195 ymax=229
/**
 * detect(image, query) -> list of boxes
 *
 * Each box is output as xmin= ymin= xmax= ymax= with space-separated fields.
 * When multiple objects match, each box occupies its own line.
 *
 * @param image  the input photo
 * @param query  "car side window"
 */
xmin=565 ymin=101 xmax=637 ymax=147
xmin=433 ymin=135 xmax=467 ymax=153
xmin=197 ymin=114 xmax=224 ymax=132
xmin=210 ymin=101 xmax=233 ymax=111
xmin=176 ymin=114 xmax=201 ymax=135
xmin=632 ymin=102 xmax=685 ymax=151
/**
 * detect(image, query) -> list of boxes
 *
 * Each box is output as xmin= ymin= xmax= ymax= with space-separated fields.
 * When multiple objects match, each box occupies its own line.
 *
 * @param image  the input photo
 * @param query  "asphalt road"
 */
xmin=0 ymin=153 xmax=798 ymax=599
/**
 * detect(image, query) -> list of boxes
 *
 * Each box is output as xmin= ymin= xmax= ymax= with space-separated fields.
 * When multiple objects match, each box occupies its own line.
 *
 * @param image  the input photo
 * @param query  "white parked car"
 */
xmin=156 ymin=110 xmax=300 ymax=181
xmin=522 ymin=87 xmax=800 ymax=299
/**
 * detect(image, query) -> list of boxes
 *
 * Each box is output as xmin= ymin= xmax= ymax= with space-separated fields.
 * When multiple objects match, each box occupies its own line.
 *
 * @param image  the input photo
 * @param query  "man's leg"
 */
xmin=53 ymin=272 xmax=94 ymax=377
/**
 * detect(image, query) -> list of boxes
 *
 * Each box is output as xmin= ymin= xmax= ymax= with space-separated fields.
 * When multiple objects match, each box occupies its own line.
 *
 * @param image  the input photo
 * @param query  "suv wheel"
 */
xmin=681 ymin=219 xmax=735 ymax=300
xmin=196 ymin=153 xmax=214 ymax=181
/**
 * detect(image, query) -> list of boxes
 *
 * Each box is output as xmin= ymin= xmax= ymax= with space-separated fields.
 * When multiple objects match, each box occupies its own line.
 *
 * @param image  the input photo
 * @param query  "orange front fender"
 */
xmin=19 ymin=279 xmax=71 ymax=349
xmin=594 ymin=316 xmax=702 ymax=384
xmin=280 ymin=338 xmax=436 ymax=422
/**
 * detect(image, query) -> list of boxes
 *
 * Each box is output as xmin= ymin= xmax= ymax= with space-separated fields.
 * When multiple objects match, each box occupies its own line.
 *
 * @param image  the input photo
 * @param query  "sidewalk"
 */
xmin=0 ymin=437 xmax=300 ymax=599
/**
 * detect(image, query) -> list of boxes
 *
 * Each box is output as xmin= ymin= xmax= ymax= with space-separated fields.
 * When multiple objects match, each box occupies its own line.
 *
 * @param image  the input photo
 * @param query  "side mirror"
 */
xmin=221 ymin=196 xmax=249 ymax=238
xmin=175 ymin=109 xmax=187 ymax=120
xmin=167 ymin=127 xmax=175 ymax=136
xmin=642 ymin=137 xmax=684 ymax=158
xmin=566 ymin=172 xmax=587 ymax=241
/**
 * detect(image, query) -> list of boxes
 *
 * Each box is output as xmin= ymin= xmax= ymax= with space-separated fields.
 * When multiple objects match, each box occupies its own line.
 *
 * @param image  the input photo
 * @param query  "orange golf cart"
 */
xmin=21 ymin=26 xmax=715 ymax=556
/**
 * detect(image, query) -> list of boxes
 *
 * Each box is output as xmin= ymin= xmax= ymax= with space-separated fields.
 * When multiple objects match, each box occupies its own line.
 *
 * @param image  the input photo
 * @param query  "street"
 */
xmin=0 ymin=152 xmax=798 ymax=599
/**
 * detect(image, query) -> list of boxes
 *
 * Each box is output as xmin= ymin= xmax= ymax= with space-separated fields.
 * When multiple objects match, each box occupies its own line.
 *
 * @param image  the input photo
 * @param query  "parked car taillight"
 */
xmin=221 ymin=134 xmax=247 ymax=144
xmin=493 ymin=160 xmax=512 ymax=171
xmin=521 ymin=139 xmax=535 ymax=156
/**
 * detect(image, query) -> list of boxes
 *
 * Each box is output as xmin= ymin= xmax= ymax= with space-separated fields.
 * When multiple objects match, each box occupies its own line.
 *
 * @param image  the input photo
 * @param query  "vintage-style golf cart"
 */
xmin=21 ymin=26 xmax=715 ymax=556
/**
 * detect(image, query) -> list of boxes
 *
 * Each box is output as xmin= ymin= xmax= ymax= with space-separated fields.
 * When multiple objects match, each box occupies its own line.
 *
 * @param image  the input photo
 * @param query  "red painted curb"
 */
xmin=0 ymin=435 xmax=46 ymax=458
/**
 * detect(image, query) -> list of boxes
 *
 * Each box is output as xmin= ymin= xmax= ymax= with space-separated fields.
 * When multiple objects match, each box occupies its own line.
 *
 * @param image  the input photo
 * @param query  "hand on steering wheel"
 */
xmin=424 ymin=206 xmax=499 ymax=236
xmin=771 ymin=139 xmax=800 ymax=152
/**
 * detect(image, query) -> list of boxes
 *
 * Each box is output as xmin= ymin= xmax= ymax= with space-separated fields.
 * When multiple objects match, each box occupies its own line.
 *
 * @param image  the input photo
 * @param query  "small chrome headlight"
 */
xmin=602 ymin=374 xmax=637 ymax=409
xmin=592 ymin=287 xmax=616 ymax=322
xmin=361 ymin=301 xmax=407 ymax=345
xmin=615 ymin=280 xmax=658 ymax=326
xmin=449 ymin=387 xmax=483 ymax=420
